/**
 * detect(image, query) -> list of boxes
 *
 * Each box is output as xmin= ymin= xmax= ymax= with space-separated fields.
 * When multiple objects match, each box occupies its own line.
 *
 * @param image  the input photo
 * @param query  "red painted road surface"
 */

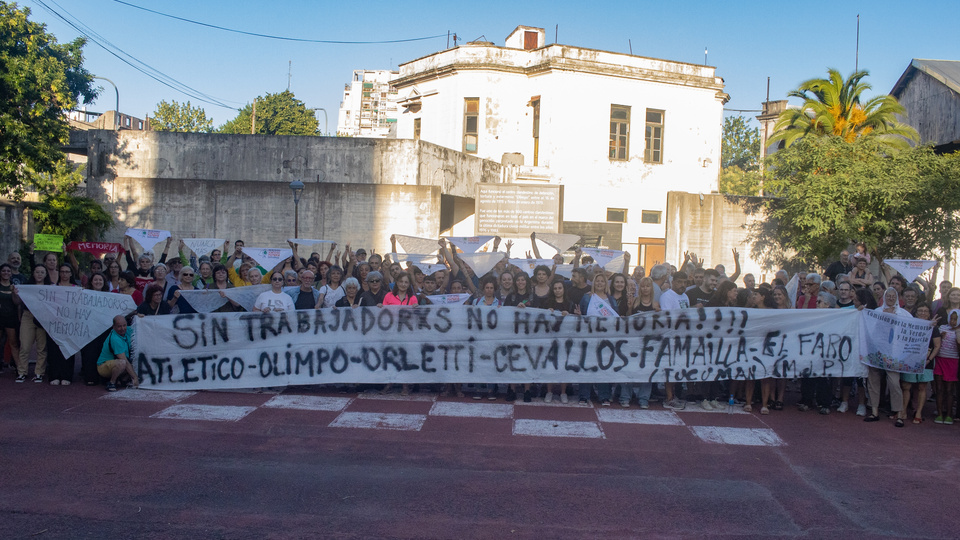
xmin=1 ymin=379 xmax=958 ymax=539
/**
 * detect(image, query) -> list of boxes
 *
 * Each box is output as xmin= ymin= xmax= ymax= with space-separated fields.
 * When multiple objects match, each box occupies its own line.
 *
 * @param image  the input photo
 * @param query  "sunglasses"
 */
xmin=271 ymin=277 xmax=284 ymax=282
xmin=368 ymin=279 xmax=381 ymax=283
xmin=181 ymin=273 xmax=195 ymax=277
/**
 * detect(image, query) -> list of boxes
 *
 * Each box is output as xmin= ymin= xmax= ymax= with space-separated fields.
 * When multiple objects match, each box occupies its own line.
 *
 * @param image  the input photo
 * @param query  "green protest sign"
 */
xmin=34 ymin=234 xmax=64 ymax=252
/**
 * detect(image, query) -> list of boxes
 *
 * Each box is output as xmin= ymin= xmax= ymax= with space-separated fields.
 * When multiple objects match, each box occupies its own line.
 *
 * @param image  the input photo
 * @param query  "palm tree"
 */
xmin=769 ymin=69 xmax=919 ymax=150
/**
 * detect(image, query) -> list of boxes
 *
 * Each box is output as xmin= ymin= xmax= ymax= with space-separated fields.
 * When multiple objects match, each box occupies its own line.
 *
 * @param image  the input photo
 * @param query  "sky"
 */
xmin=22 ymin=0 xmax=960 ymax=131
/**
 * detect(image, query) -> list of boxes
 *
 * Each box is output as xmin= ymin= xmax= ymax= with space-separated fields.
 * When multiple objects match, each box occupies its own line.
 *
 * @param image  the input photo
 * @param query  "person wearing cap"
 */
xmin=359 ymin=271 xmax=387 ymax=306
xmin=284 ymin=269 xmax=319 ymax=310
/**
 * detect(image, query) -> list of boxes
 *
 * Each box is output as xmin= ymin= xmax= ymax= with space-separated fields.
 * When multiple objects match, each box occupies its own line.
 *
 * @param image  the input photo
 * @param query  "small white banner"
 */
xmin=426 ymin=293 xmax=473 ymax=305
xmin=410 ymin=261 xmax=448 ymax=276
xmin=15 ymin=285 xmax=137 ymax=357
xmin=390 ymin=253 xmax=438 ymax=264
xmin=395 ymin=234 xmax=439 ymax=256
xmin=446 ymin=236 xmax=495 ymax=253
xmin=581 ymin=248 xmax=625 ymax=272
xmin=125 ymin=228 xmax=171 ymax=253
xmin=178 ymin=285 xmax=271 ymax=313
xmin=553 ymin=264 xmax=574 ymax=279
xmin=537 ymin=233 xmax=580 ymax=254
xmin=182 ymin=238 xmax=225 ymax=258
xmin=883 ymin=259 xmax=937 ymax=284
xmin=457 ymin=252 xmax=505 ymax=278
xmin=509 ymin=259 xmax=556 ymax=275
xmin=242 ymin=247 xmax=293 ymax=270
xmin=859 ymin=309 xmax=932 ymax=374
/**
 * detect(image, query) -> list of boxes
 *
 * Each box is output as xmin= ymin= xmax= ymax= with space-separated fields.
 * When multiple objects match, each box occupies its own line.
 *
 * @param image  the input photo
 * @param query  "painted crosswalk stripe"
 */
xmin=596 ymin=409 xmax=685 ymax=426
xmin=674 ymin=403 xmax=749 ymax=415
xmin=429 ymin=401 xmax=514 ymax=418
xmin=690 ymin=426 xmax=784 ymax=446
xmin=356 ymin=391 xmax=437 ymax=402
xmin=151 ymin=404 xmax=257 ymax=422
xmin=262 ymin=395 xmax=352 ymax=411
xmin=329 ymin=412 xmax=426 ymax=431
xmin=100 ymin=390 xmax=196 ymax=402
xmin=512 ymin=419 xmax=605 ymax=439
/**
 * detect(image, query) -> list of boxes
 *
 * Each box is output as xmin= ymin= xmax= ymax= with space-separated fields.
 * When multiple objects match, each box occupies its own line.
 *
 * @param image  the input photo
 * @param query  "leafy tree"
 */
xmin=150 ymin=99 xmax=213 ymax=133
xmin=719 ymin=166 xmax=763 ymax=196
xmin=721 ymin=116 xmax=760 ymax=170
xmin=219 ymin=90 xmax=318 ymax=135
xmin=745 ymin=136 xmax=960 ymax=270
xmin=769 ymin=69 xmax=918 ymax=150
xmin=31 ymin=160 xmax=113 ymax=240
xmin=0 ymin=2 xmax=97 ymax=200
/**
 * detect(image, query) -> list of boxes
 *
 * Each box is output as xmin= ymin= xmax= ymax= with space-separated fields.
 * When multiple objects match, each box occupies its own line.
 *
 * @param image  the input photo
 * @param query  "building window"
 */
xmin=463 ymin=98 xmax=479 ymax=153
xmin=609 ymin=105 xmax=629 ymax=161
xmin=641 ymin=210 xmax=662 ymax=224
xmin=606 ymin=208 xmax=627 ymax=223
xmin=138 ymin=121 xmax=143 ymax=130
xmin=644 ymin=109 xmax=664 ymax=163
xmin=413 ymin=118 xmax=421 ymax=141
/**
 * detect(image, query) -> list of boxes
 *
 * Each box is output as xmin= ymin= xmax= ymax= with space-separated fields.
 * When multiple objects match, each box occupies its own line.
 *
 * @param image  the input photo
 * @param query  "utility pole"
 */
xmin=251 ymin=99 xmax=256 ymax=135
xmin=288 ymin=60 xmax=292 ymax=91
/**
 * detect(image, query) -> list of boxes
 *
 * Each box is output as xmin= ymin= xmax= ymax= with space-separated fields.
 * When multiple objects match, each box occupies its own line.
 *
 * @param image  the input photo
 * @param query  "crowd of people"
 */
xmin=0 ymin=235 xmax=957 ymax=427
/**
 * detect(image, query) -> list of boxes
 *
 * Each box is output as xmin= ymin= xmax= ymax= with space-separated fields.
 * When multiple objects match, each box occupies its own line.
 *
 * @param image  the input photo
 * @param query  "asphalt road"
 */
xmin=1 ymin=379 xmax=958 ymax=539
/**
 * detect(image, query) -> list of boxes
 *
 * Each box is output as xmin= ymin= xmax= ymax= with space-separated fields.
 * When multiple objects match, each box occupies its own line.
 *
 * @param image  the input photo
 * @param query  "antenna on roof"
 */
xmin=629 ymin=39 xmax=633 ymax=55
xmin=855 ymin=14 xmax=860 ymax=71
xmin=704 ymin=47 xmax=708 ymax=65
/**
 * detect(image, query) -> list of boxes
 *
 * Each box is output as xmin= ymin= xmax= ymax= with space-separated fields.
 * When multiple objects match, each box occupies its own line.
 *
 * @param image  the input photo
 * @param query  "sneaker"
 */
xmin=49 ymin=379 xmax=60 ymax=386
xmin=523 ymin=390 xmax=532 ymax=403
xmin=106 ymin=382 xmax=117 ymax=392
xmin=619 ymin=401 xmax=630 ymax=408
xmin=16 ymin=374 xmax=26 ymax=383
xmin=639 ymin=402 xmax=649 ymax=409
xmin=60 ymin=380 xmax=71 ymax=386
xmin=579 ymin=398 xmax=590 ymax=407
xmin=797 ymin=403 xmax=810 ymax=412
xmin=946 ymin=417 xmax=955 ymax=425
xmin=709 ymin=399 xmax=722 ymax=409
xmin=601 ymin=399 xmax=611 ymax=407
xmin=819 ymin=407 xmax=830 ymax=415
xmin=700 ymin=399 xmax=714 ymax=411
xmin=33 ymin=375 xmax=43 ymax=383
xmin=934 ymin=415 xmax=944 ymax=424
xmin=837 ymin=402 xmax=849 ymax=413
xmin=856 ymin=404 xmax=867 ymax=417
xmin=559 ymin=393 xmax=568 ymax=404
xmin=544 ymin=392 xmax=553 ymax=404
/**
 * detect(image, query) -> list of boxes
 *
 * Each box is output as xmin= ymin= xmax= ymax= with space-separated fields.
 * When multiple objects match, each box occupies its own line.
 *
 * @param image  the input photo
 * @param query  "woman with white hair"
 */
xmin=865 ymin=287 xmax=911 ymax=426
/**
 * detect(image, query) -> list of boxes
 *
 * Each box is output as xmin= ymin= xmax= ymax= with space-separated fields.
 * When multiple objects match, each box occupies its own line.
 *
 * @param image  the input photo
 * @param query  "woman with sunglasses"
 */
xmin=47 ymin=264 xmax=80 ymax=385
xmin=253 ymin=271 xmax=295 ymax=312
xmin=167 ymin=266 xmax=199 ymax=314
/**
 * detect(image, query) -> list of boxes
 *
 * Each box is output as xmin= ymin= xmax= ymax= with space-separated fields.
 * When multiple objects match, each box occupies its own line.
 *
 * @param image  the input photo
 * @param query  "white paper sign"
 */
xmin=446 ymin=236 xmax=495 ymax=253
xmin=581 ymin=248 xmax=625 ymax=272
xmin=395 ymin=234 xmax=439 ymax=255
xmin=132 ymin=306 xmax=867 ymax=390
xmin=883 ymin=259 xmax=937 ymax=284
xmin=182 ymin=238 xmax=225 ymax=258
xmin=180 ymin=285 xmax=271 ymax=313
xmin=125 ymin=228 xmax=171 ymax=253
xmin=15 ymin=285 xmax=137 ymax=357
xmin=425 ymin=293 xmax=473 ymax=305
xmin=786 ymin=273 xmax=800 ymax=308
xmin=537 ymin=233 xmax=580 ymax=254
xmin=456 ymin=252 xmax=505 ymax=278
xmin=242 ymin=247 xmax=293 ymax=270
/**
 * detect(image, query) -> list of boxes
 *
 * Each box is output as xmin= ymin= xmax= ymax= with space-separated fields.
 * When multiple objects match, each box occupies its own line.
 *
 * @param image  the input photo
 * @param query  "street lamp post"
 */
xmin=93 ymin=76 xmax=119 ymax=130
xmin=289 ymin=179 xmax=304 ymax=238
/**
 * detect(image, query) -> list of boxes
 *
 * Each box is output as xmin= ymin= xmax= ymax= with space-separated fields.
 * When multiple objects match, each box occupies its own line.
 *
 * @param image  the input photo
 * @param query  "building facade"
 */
xmin=891 ymin=58 xmax=960 ymax=154
xmin=337 ymin=70 xmax=399 ymax=138
xmin=392 ymin=25 xmax=727 ymax=268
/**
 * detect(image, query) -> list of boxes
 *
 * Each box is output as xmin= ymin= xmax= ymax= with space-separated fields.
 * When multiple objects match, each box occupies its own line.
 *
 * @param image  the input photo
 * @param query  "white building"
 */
xmin=337 ymin=69 xmax=399 ymax=137
xmin=392 ymin=25 xmax=727 ymax=269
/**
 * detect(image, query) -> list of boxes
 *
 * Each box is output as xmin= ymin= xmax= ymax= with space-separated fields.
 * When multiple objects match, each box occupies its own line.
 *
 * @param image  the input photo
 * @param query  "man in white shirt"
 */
xmin=659 ymin=271 xmax=690 ymax=310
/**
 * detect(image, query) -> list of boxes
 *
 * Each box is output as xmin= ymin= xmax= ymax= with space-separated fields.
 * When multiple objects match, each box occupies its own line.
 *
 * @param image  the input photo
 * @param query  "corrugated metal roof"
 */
xmin=891 ymin=58 xmax=960 ymax=97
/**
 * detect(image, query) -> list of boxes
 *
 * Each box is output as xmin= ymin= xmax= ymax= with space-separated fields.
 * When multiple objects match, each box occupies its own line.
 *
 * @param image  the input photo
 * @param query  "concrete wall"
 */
xmin=83 ymin=130 xmax=499 ymax=251
xmin=665 ymin=191 xmax=767 ymax=283
xmin=0 ymin=201 xmax=26 ymax=261
xmin=392 ymin=40 xmax=726 ymax=260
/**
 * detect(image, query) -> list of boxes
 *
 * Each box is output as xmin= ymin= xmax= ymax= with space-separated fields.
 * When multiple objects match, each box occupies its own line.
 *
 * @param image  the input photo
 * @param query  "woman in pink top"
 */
xmin=381 ymin=273 xmax=417 ymax=395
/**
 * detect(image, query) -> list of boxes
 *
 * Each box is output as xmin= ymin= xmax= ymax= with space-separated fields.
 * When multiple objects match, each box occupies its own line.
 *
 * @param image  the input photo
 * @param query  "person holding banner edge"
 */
xmin=97 ymin=315 xmax=138 ymax=392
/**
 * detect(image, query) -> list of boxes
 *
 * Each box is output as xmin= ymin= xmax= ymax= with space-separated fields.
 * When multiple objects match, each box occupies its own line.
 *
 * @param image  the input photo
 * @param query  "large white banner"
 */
xmin=16 ymin=285 xmax=137 ymax=357
xmin=581 ymin=248 xmax=626 ymax=272
xmin=884 ymin=259 xmax=936 ymax=284
xmin=242 ymin=247 xmax=293 ymax=270
xmin=859 ymin=309 xmax=932 ymax=374
xmin=182 ymin=238 xmax=225 ymax=258
xmin=178 ymin=285 xmax=271 ymax=313
xmin=132 ymin=306 xmax=868 ymax=390
xmin=446 ymin=236 xmax=495 ymax=253
xmin=125 ymin=228 xmax=171 ymax=253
